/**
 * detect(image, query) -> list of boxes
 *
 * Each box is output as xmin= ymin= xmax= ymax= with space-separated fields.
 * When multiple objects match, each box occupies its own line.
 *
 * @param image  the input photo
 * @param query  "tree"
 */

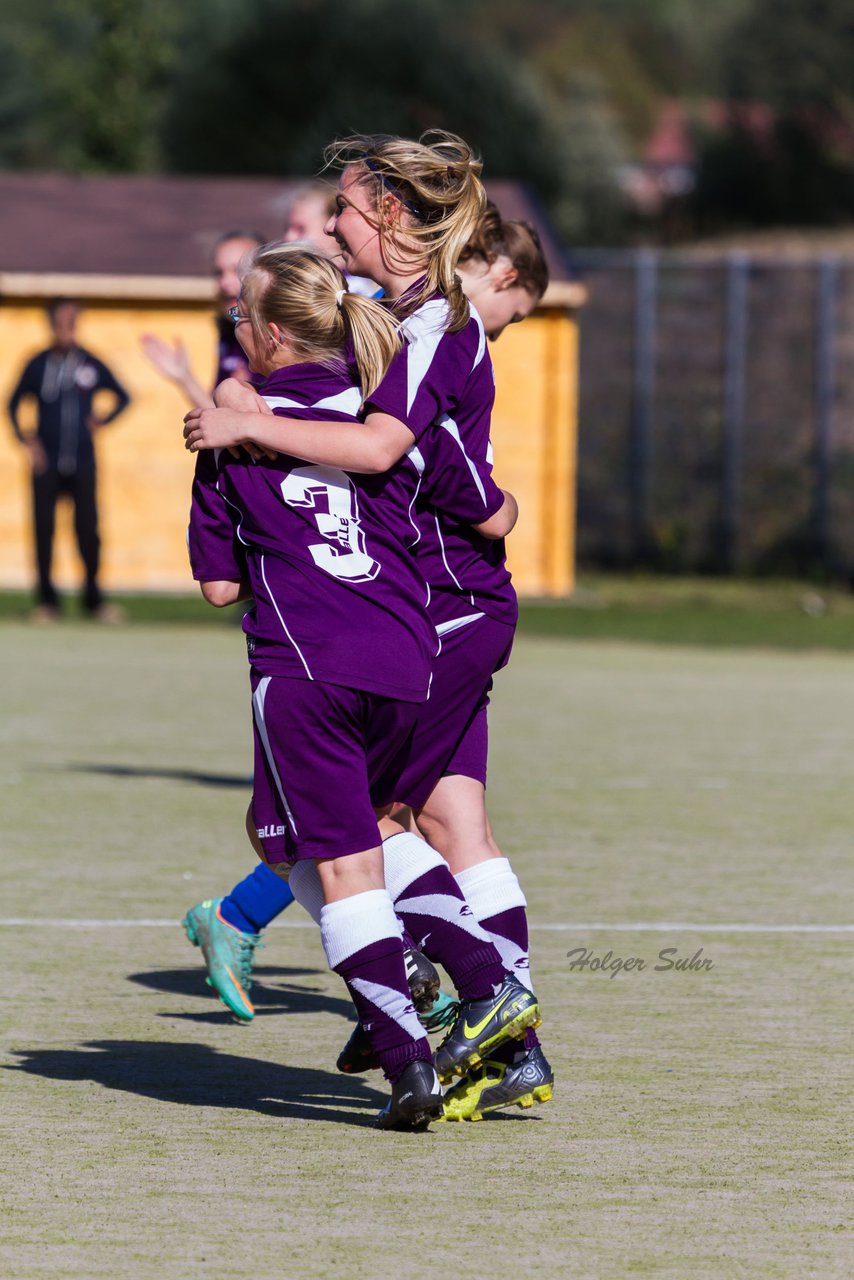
xmin=693 ymin=0 xmax=854 ymax=228
xmin=164 ymin=0 xmax=561 ymax=189
xmin=0 ymin=0 xmax=195 ymax=170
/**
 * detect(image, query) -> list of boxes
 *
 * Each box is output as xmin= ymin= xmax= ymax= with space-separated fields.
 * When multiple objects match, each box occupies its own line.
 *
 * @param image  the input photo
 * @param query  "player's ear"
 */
xmin=379 ymin=190 xmax=405 ymax=228
xmin=493 ymin=259 xmax=519 ymax=291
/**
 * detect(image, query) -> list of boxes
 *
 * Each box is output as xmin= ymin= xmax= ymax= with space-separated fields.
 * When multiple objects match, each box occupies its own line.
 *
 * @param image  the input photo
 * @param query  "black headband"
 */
xmin=364 ymin=157 xmax=428 ymax=222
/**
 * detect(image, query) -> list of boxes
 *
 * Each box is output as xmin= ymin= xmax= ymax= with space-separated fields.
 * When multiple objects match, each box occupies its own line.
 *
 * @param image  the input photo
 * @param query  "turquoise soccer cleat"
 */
xmin=182 ymin=898 xmax=261 ymax=1022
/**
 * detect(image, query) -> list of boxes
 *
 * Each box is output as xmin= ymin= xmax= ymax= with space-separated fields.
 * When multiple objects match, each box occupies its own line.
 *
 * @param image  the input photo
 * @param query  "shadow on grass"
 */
xmin=4 ymin=1040 xmax=389 ymax=1128
xmin=69 ymin=763 xmax=251 ymax=789
xmin=128 ymin=965 xmax=355 ymax=1022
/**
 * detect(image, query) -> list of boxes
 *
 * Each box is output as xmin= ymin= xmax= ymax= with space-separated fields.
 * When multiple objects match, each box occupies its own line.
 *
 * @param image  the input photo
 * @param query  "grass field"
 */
xmin=2 ymin=617 xmax=853 ymax=1279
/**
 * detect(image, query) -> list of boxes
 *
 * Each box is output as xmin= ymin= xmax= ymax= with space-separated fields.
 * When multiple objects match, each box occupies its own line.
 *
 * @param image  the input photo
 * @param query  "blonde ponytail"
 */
xmin=324 ymin=130 xmax=487 ymax=332
xmin=339 ymin=292 xmax=401 ymax=400
xmin=240 ymin=242 xmax=400 ymax=397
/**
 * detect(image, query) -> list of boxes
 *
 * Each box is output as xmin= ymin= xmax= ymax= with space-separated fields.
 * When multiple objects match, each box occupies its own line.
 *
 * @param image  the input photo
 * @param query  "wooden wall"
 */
xmin=0 ymin=286 xmax=580 ymax=598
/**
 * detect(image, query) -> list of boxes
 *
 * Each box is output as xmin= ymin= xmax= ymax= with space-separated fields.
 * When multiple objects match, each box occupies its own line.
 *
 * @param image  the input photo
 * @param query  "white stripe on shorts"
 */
xmin=252 ymin=676 xmax=298 ymax=835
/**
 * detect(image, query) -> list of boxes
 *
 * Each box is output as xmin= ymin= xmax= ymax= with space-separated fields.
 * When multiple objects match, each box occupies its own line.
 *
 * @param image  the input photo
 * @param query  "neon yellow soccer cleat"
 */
xmin=433 ymin=973 xmax=541 ymax=1082
xmin=440 ymin=1045 xmax=554 ymax=1121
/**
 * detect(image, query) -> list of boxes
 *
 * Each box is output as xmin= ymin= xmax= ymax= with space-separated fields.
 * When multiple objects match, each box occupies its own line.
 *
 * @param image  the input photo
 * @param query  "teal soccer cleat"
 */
xmin=182 ymin=898 xmax=261 ymax=1022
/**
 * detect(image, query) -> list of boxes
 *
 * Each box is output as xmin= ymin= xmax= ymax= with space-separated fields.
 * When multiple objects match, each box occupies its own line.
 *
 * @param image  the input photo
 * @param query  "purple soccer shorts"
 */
xmin=250 ymin=672 xmax=420 ymax=864
xmin=394 ymin=614 xmax=515 ymax=809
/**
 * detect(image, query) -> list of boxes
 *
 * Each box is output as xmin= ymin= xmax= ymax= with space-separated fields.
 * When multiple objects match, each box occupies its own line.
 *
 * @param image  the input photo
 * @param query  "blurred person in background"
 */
xmin=141 ymin=229 xmax=265 ymax=409
xmin=283 ymin=179 xmax=381 ymax=297
xmin=7 ymin=299 xmax=130 ymax=624
xmin=141 ymin=184 xmax=371 ymax=407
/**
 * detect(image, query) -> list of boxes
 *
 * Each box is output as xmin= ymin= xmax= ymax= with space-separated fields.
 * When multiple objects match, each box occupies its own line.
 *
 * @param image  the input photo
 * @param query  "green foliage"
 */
xmin=726 ymin=0 xmax=854 ymax=109
xmin=693 ymin=0 xmax=854 ymax=227
xmin=162 ymin=0 xmax=563 ymax=192
xmin=546 ymin=70 xmax=630 ymax=242
xmin=6 ymin=0 xmax=854 ymax=239
xmin=0 ymin=0 xmax=195 ymax=170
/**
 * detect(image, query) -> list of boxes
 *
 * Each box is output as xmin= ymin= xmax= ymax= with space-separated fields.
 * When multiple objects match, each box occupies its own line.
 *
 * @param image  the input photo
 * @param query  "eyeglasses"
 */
xmin=227 ymin=304 xmax=249 ymax=325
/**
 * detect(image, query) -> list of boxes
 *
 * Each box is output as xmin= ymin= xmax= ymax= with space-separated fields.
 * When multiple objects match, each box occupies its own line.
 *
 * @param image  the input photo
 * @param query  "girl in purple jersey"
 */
xmin=182 ymin=214 xmax=548 ymax=1046
xmin=184 ymin=135 xmax=547 ymax=1116
xmin=189 ymin=240 xmax=539 ymax=1129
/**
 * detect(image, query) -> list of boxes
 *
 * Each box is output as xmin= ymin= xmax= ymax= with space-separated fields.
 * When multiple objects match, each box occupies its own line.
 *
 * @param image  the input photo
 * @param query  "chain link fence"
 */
xmin=573 ymin=251 xmax=854 ymax=578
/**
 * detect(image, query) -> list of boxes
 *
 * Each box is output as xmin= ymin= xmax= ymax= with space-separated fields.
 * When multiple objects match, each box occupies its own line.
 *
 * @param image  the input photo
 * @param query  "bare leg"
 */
xmin=413 ymin=773 xmax=502 ymax=874
xmin=315 ymin=844 xmax=385 ymax=901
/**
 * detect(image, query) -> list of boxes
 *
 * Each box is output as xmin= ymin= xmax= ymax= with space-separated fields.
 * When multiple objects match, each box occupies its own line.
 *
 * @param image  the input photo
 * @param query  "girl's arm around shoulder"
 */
xmin=184 ymin=404 xmax=415 ymax=475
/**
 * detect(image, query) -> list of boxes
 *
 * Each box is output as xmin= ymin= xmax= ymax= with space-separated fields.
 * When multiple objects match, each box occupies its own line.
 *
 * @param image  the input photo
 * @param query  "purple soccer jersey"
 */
xmin=365 ymin=293 xmax=517 ymax=629
xmin=188 ymin=361 xmax=437 ymax=702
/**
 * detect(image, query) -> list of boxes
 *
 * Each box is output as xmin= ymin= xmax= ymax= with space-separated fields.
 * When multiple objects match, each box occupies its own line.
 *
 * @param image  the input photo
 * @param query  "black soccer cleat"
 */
xmin=403 ymin=947 xmax=441 ymax=1013
xmin=376 ymin=1059 xmax=444 ymax=1131
xmin=440 ymin=1044 xmax=554 ymax=1121
xmin=336 ymin=1021 xmax=379 ymax=1074
xmin=433 ymin=973 xmax=541 ymax=1084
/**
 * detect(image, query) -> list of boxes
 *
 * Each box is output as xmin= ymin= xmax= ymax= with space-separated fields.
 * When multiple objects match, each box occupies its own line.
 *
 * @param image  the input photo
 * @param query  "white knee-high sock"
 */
xmin=454 ymin=857 xmax=532 ymax=991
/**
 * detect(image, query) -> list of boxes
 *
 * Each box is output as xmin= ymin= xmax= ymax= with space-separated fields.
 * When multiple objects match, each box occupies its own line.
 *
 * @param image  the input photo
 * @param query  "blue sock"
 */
xmin=219 ymin=862 xmax=294 ymax=934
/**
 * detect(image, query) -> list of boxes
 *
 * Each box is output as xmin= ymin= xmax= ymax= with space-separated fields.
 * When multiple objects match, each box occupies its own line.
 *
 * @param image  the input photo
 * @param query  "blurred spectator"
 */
xmin=7 ymin=299 xmax=131 ymax=623
xmin=141 ymin=230 xmax=264 ymax=409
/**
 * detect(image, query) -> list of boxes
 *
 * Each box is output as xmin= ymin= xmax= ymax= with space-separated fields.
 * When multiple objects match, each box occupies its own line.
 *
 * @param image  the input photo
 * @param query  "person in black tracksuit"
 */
xmin=8 ymin=299 xmax=130 ymax=618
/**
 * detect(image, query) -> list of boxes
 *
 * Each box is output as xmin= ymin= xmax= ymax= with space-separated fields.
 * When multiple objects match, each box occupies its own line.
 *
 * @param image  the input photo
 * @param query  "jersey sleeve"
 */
xmin=363 ymin=302 xmax=472 ymax=443
xmin=417 ymin=422 xmax=505 ymax=526
xmin=187 ymin=451 xmax=246 ymax=583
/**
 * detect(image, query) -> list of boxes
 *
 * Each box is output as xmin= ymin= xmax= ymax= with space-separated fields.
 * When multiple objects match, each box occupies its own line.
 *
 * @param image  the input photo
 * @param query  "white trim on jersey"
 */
xmin=218 ymin=485 xmax=251 ymax=547
xmin=406 ymin=442 xmax=426 ymax=474
xmin=470 ymin=307 xmax=487 ymax=369
xmin=400 ymin=298 xmax=451 ymax=415
xmin=433 ymin=512 xmax=463 ymax=591
xmin=259 ymin=554 xmax=314 ymax=679
xmin=313 ymin=386 xmax=363 ymax=416
xmin=437 ymin=414 xmax=487 ymax=506
xmin=252 ymin=676 xmax=299 ymax=835
xmin=435 ymin=612 xmax=485 ymax=637
xmin=404 ymin=442 xmax=426 ymax=547
xmin=262 ymin=395 xmax=303 ymax=411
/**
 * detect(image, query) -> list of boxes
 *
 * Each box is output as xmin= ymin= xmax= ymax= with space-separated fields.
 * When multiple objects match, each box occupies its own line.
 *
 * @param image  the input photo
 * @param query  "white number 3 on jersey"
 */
xmin=280 ymin=464 xmax=380 ymax=583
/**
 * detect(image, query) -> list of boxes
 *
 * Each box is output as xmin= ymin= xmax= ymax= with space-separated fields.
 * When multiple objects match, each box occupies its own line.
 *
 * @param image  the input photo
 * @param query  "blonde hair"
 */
xmin=459 ymin=203 xmax=549 ymax=300
xmin=240 ymin=243 xmax=401 ymax=399
xmin=324 ymin=130 xmax=486 ymax=332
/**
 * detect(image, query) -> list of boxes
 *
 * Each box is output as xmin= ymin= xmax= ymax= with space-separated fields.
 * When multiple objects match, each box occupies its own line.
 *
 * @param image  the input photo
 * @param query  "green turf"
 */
xmin=1 ymin=625 xmax=852 ymax=1278
xmin=518 ymin=574 xmax=854 ymax=649
xmin=3 ymin=573 xmax=853 ymax=647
